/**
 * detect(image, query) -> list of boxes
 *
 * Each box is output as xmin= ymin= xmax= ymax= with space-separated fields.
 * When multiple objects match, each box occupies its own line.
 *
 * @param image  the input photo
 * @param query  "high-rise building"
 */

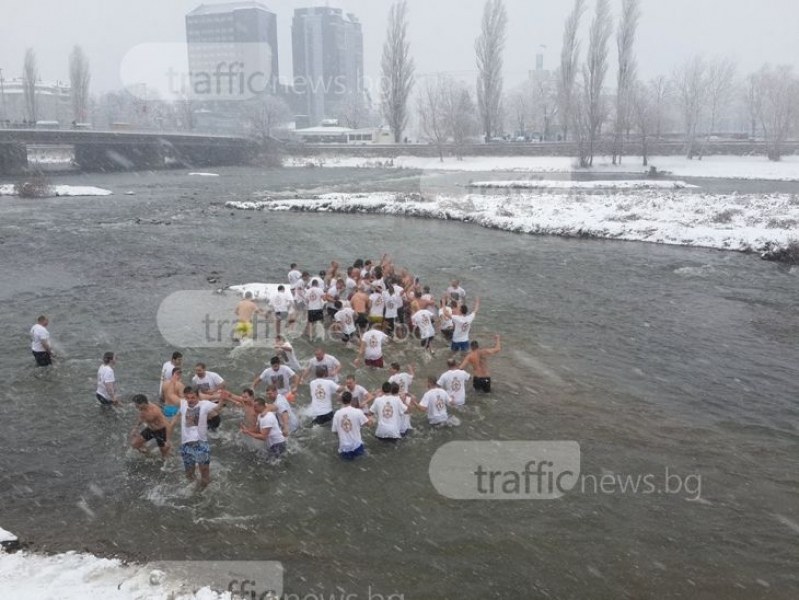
xmin=292 ymin=7 xmax=364 ymax=126
xmin=186 ymin=2 xmax=279 ymax=100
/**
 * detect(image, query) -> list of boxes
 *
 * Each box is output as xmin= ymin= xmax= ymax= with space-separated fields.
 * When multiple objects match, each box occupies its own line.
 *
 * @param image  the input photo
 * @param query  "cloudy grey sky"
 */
xmin=1 ymin=0 xmax=798 ymax=93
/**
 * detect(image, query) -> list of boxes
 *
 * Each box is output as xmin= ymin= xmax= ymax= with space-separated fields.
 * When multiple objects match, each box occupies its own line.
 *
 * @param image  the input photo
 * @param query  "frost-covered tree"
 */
xmin=246 ymin=94 xmax=292 ymax=141
xmin=581 ymin=0 xmax=613 ymax=167
xmin=673 ymin=56 xmax=707 ymax=158
xmin=417 ymin=76 xmax=451 ymax=161
xmin=23 ymin=48 xmax=39 ymax=123
xmin=69 ymin=45 xmax=91 ymax=123
xmin=753 ymin=65 xmax=798 ymax=161
xmin=380 ymin=1 xmax=415 ymax=143
xmin=612 ymin=0 xmax=640 ymax=164
xmin=475 ymin=0 xmax=508 ymax=142
xmin=446 ymin=84 xmax=479 ymax=159
xmin=558 ymin=0 xmax=586 ymax=141
xmin=705 ymin=57 xmax=736 ymax=137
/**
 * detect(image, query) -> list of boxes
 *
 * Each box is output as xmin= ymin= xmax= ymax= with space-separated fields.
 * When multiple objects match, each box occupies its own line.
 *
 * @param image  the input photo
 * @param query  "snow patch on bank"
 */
xmin=189 ymin=172 xmax=220 ymax=177
xmin=284 ymin=154 xmax=799 ymax=181
xmin=226 ymin=192 xmax=799 ymax=255
xmin=0 ymin=551 xmax=230 ymax=599
xmin=0 ymin=184 xmax=113 ymax=197
xmin=468 ymin=179 xmax=699 ymax=190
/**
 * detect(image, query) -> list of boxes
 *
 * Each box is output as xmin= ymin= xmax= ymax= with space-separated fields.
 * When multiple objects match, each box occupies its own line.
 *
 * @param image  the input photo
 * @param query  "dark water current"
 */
xmin=0 ymin=166 xmax=797 ymax=599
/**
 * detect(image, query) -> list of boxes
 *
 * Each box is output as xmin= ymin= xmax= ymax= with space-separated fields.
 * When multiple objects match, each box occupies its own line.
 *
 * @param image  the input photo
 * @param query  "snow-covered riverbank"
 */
xmin=284 ymin=154 xmax=799 ymax=181
xmin=227 ymin=191 xmax=799 ymax=257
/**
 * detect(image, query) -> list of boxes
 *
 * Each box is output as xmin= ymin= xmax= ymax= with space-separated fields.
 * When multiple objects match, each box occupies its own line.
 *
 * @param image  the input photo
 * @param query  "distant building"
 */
xmin=186 ymin=2 xmax=279 ymax=101
xmin=292 ymin=7 xmax=364 ymax=126
xmin=0 ymin=79 xmax=71 ymax=125
xmin=294 ymin=121 xmax=390 ymax=145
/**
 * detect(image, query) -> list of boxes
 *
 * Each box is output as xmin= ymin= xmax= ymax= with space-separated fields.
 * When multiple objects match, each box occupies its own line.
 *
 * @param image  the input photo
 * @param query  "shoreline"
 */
xmin=226 ymin=192 xmax=799 ymax=265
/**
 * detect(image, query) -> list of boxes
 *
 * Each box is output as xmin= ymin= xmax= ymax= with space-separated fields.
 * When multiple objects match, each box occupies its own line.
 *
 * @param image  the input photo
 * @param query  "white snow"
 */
xmin=189 ymin=172 xmax=220 ymax=177
xmin=226 ymin=191 xmax=799 ymax=255
xmin=0 ymin=184 xmax=112 ymax=197
xmin=283 ymin=154 xmax=799 ymax=181
xmin=468 ymin=179 xmax=699 ymax=190
xmin=0 ymin=527 xmax=17 ymax=543
xmin=0 ymin=551 xmax=230 ymax=600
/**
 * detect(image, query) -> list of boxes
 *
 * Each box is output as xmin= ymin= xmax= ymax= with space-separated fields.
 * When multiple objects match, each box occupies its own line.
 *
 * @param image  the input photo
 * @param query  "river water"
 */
xmin=1 ymin=166 xmax=798 ymax=599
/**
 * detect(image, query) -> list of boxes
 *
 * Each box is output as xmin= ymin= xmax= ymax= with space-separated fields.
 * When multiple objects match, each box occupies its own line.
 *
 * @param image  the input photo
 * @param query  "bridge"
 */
xmin=0 ymin=129 xmax=259 ymax=174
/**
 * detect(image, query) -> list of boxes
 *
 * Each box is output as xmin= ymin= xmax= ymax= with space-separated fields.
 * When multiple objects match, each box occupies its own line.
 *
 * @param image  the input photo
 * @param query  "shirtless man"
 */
xmin=234 ymin=291 xmax=266 ymax=342
xmin=131 ymin=394 xmax=172 ymax=459
xmin=459 ymin=335 xmax=501 ymax=393
xmin=222 ymin=388 xmax=258 ymax=431
xmin=161 ymin=367 xmax=185 ymax=427
xmin=350 ymin=286 xmax=370 ymax=333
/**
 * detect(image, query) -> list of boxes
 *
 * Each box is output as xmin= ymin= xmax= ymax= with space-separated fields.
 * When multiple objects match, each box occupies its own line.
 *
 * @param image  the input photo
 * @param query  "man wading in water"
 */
xmin=459 ymin=335 xmax=501 ymax=393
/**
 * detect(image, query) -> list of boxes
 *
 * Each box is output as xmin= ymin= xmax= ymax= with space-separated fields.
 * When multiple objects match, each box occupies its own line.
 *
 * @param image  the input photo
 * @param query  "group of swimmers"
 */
xmin=31 ymin=254 xmax=501 ymax=490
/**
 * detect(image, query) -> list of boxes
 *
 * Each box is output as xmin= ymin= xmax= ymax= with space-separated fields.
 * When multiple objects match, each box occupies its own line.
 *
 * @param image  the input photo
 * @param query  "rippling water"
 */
xmin=1 ymin=167 xmax=798 ymax=598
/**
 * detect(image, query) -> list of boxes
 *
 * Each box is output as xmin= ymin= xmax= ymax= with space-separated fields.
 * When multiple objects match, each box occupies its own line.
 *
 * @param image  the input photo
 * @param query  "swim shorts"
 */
xmin=141 ymin=427 xmax=168 ymax=448
xmin=181 ymin=441 xmax=211 ymax=469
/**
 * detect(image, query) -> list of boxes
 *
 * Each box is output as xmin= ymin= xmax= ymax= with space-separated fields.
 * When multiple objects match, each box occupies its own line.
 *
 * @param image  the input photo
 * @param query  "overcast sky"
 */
xmin=1 ymin=0 xmax=798 ymax=94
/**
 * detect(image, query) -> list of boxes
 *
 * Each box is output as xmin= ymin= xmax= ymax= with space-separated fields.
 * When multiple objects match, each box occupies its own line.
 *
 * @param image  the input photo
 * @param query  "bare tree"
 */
xmin=558 ymin=0 xmax=586 ymax=141
xmin=705 ymin=57 xmax=736 ymax=137
xmin=338 ymin=92 xmax=369 ymax=130
xmin=754 ymin=64 xmax=798 ymax=161
xmin=506 ymin=79 xmax=534 ymax=139
xmin=69 ymin=45 xmax=91 ymax=123
xmin=648 ymin=75 xmax=671 ymax=142
xmin=475 ymin=0 xmax=508 ymax=142
xmin=631 ymin=80 xmax=655 ymax=166
xmin=380 ymin=1 xmax=415 ymax=143
xmin=417 ymin=76 xmax=451 ymax=161
xmin=581 ymin=0 xmax=613 ymax=167
xmin=612 ymin=0 xmax=641 ymax=164
xmin=533 ymin=74 xmax=558 ymax=141
xmin=743 ymin=73 xmax=762 ymax=140
xmin=673 ymin=56 xmax=707 ymax=158
xmin=445 ymin=84 xmax=479 ymax=159
xmin=246 ymin=94 xmax=292 ymax=141
xmin=23 ymin=48 xmax=39 ymax=124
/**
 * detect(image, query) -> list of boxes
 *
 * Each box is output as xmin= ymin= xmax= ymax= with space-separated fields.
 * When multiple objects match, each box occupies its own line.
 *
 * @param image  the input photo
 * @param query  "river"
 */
xmin=0 ymin=166 xmax=797 ymax=599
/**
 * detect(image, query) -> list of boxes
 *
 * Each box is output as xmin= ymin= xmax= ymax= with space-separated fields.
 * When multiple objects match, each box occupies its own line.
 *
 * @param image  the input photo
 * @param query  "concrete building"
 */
xmin=292 ymin=7 xmax=364 ymax=127
xmin=186 ymin=2 xmax=279 ymax=101
xmin=0 ymin=79 xmax=71 ymax=126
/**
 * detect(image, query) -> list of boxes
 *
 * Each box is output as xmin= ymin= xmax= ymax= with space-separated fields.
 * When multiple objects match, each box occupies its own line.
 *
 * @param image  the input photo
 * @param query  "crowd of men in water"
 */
xmin=30 ymin=254 xmax=501 ymax=489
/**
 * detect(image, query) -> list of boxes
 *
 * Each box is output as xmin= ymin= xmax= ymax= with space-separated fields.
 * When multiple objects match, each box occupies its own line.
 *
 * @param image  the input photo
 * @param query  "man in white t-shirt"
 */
xmin=332 ymin=391 xmax=373 ymax=460
xmin=159 ymin=351 xmax=183 ymax=400
xmin=308 ymin=368 xmax=344 ymax=425
xmin=180 ymin=386 xmax=228 ymax=488
xmin=355 ymin=328 xmax=390 ymax=369
xmin=288 ymin=263 xmax=302 ymax=295
xmin=270 ymin=285 xmax=294 ymax=337
xmin=30 ymin=315 xmax=53 ymax=367
xmin=305 ymin=280 xmax=326 ymax=340
xmin=302 ymin=348 xmax=341 ymax=383
xmin=333 ymin=301 xmax=358 ymax=344
xmin=96 ymin=351 xmax=119 ymax=406
xmin=416 ymin=376 xmax=454 ymax=426
xmin=451 ymin=297 xmax=480 ymax=353
xmin=268 ymin=385 xmax=299 ymax=435
xmin=368 ymin=286 xmax=386 ymax=325
xmin=388 ymin=362 xmax=415 ymax=397
xmin=240 ymin=396 xmax=287 ymax=460
xmin=253 ymin=356 xmax=298 ymax=398
xmin=446 ymin=280 xmax=467 ymax=306
xmin=192 ymin=363 xmax=226 ymax=430
xmin=437 ymin=359 xmax=472 ymax=407
xmin=382 ymin=285 xmax=402 ymax=337
xmin=411 ymin=307 xmax=437 ymax=352
xmin=370 ymin=382 xmax=407 ymax=440
xmin=275 ymin=335 xmax=302 ymax=371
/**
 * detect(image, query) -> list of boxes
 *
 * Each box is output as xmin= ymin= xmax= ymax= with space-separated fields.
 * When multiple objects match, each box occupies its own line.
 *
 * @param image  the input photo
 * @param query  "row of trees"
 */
xmin=380 ymin=0 xmax=799 ymax=163
xmin=19 ymin=46 xmax=90 ymax=124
